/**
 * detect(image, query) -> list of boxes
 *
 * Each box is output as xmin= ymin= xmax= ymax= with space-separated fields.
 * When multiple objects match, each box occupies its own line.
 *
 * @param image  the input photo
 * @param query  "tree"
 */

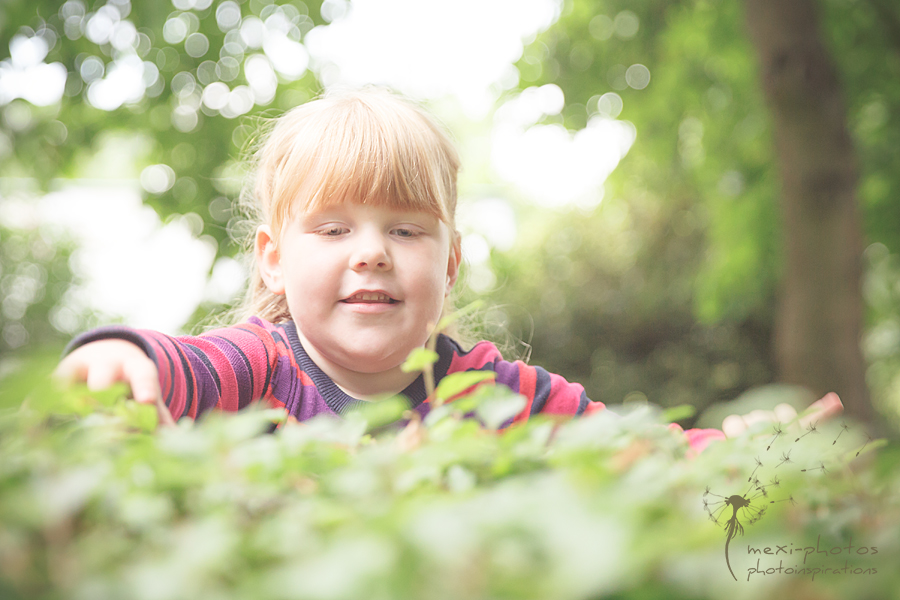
xmin=744 ymin=0 xmax=870 ymax=422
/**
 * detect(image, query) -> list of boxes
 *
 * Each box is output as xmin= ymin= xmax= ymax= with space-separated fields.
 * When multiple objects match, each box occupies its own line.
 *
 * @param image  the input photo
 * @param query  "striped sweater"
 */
xmin=66 ymin=317 xmax=725 ymax=449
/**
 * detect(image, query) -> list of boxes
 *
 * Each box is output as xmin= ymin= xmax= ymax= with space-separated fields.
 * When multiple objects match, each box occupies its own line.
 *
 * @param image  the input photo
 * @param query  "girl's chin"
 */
xmin=298 ymin=327 xmax=430 ymax=370
xmin=338 ymin=347 xmax=412 ymax=373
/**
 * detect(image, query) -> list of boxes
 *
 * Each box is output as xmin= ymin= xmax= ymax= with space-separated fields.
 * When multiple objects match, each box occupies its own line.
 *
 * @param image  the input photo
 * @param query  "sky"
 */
xmin=1 ymin=0 xmax=637 ymax=334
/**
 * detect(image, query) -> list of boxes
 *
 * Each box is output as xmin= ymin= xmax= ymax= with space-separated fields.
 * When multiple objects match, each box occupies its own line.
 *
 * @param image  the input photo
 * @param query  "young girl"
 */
xmin=55 ymin=88 xmax=836 ymax=446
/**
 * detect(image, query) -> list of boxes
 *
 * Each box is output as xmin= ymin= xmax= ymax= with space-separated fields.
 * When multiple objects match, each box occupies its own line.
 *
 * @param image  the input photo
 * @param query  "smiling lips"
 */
xmin=341 ymin=291 xmax=399 ymax=304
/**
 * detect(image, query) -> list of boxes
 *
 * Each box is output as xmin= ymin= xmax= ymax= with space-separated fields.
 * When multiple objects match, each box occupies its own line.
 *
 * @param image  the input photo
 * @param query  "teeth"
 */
xmin=346 ymin=292 xmax=393 ymax=302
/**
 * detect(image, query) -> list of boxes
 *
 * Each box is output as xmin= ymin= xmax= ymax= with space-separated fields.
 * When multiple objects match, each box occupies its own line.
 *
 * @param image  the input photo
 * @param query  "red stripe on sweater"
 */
xmin=150 ymin=334 xmax=187 ymax=420
xmin=190 ymin=337 xmax=240 ymax=412
xmin=541 ymin=372 xmax=585 ymax=414
xmin=513 ymin=362 xmax=536 ymax=424
xmin=171 ymin=340 xmax=198 ymax=420
xmin=229 ymin=325 xmax=275 ymax=400
xmin=446 ymin=340 xmax=503 ymax=373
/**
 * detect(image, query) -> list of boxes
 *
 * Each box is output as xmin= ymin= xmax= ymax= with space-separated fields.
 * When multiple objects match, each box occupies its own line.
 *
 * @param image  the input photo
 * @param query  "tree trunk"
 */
xmin=744 ymin=0 xmax=873 ymax=423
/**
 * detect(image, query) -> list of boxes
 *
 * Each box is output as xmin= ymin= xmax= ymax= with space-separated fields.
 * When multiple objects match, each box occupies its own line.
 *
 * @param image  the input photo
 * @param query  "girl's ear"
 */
xmin=446 ymin=233 xmax=462 ymax=294
xmin=255 ymin=225 xmax=285 ymax=295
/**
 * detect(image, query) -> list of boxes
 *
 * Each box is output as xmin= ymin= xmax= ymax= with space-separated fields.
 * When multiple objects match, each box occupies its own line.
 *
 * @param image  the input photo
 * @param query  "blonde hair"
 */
xmin=234 ymin=87 xmax=461 ymax=325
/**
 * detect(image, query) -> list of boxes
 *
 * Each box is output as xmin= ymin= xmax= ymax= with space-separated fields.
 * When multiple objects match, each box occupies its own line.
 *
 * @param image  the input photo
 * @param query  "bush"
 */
xmin=0 ymin=363 xmax=897 ymax=600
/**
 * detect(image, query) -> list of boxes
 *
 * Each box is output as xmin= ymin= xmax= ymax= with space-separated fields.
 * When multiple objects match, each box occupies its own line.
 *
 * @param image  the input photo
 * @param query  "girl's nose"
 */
xmin=350 ymin=232 xmax=392 ymax=271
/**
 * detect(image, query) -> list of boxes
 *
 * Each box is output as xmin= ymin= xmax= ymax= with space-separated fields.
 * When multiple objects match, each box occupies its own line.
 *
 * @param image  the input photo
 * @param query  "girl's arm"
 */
xmin=55 ymin=338 xmax=175 ymax=426
xmin=56 ymin=319 xmax=285 ymax=421
xmin=502 ymin=358 xmax=842 ymax=454
xmin=506 ymin=362 xmax=727 ymax=452
xmin=443 ymin=338 xmax=724 ymax=453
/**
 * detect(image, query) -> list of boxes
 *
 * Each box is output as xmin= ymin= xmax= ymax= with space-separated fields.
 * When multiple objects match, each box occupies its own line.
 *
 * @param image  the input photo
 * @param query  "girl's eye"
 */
xmin=392 ymin=228 xmax=419 ymax=238
xmin=319 ymin=226 xmax=345 ymax=236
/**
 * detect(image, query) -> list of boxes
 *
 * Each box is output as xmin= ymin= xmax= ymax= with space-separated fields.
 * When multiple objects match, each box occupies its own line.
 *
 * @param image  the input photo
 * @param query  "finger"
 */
xmin=773 ymin=403 xmax=798 ymax=423
xmin=53 ymin=354 xmax=89 ymax=385
xmin=121 ymin=358 xmax=175 ymax=428
xmin=743 ymin=409 xmax=776 ymax=428
xmin=122 ymin=359 xmax=162 ymax=405
xmin=799 ymin=392 xmax=843 ymax=429
xmin=155 ymin=398 xmax=177 ymax=428
xmin=722 ymin=414 xmax=747 ymax=437
xmin=86 ymin=361 xmax=124 ymax=391
xmin=813 ymin=392 xmax=843 ymax=414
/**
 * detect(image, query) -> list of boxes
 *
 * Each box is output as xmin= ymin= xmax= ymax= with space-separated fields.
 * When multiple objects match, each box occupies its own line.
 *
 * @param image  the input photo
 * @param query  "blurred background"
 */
xmin=1 ymin=0 xmax=899 ymax=431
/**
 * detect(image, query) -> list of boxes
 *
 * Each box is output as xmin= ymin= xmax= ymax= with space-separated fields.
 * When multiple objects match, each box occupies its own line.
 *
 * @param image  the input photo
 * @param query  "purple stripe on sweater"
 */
xmin=491 ymin=358 xmax=522 ymax=395
xmin=297 ymin=386 xmax=337 ymax=421
xmin=270 ymin=355 xmax=301 ymax=413
xmin=183 ymin=347 xmax=222 ymax=417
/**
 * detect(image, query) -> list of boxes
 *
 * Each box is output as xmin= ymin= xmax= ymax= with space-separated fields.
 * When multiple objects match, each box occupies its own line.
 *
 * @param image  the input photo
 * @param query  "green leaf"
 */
xmin=51 ymin=382 xmax=131 ymax=416
xmin=475 ymin=391 xmax=527 ymax=429
xmin=435 ymin=370 xmax=496 ymax=402
xmin=400 ymin=347 xmax=439 ymax=373
xmin=346 ymin=395 xmax=410 ymax=431
xmin=115 ymin=401 xmax=158 ymax=433
xmin=445 ymin=464 xmax=476 ymax=493
xmin=92 ymin=383 xmax=132 ymax=408
xmin=661 ymin=404 xmax=696 ymax=423
xmin=0 ymin=347 xmax=64 ymax=411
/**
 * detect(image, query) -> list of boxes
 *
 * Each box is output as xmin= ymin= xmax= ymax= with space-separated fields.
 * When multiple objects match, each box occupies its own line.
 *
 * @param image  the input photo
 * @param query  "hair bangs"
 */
xmin=268 ymin=91 xmax=456 ymax=235
xmin=300 ymin=122 xmax=448 ymax=220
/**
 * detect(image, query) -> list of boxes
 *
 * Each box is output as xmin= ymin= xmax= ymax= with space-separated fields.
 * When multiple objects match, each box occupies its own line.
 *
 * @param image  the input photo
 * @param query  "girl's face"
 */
xmin=257 ymin=201 xmax=460 ymax=381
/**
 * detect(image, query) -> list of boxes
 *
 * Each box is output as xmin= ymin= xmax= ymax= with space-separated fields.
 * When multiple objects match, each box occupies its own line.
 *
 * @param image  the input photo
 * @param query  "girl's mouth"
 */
xmin=341 ymin=292 xmax=399 ymax=304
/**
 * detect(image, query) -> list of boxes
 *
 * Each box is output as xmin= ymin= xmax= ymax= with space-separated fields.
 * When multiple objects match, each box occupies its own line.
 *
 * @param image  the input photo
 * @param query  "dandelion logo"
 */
xmin=703 ymin=416 xmax=866 ymax=582
xmin=704 ymin=479 xmax=773 ymax=580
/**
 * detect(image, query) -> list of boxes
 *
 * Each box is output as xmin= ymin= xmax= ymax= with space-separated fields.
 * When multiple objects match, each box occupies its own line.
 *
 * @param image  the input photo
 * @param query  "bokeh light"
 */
xmin=625 ymin=64 xmax=650 ymax=90
xmin=140 ymin=164 xmax=176 ymax=194
xmin=0 ymin=33 xmax=67 ymax=106
xmin=303 ymin=0 xmax=561 ymax=115
xmin=491 ymin=84 xmax=636 ymax=209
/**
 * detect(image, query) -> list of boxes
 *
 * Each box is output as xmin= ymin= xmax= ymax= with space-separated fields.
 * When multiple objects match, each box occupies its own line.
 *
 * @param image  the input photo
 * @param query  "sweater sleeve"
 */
xmin=444 ymin=339 xmax=605 ymax=423
xmin=63 ymin=318 xmax=287 ymax=420
xmin=444 ymin=338 xmax=722 ymax=453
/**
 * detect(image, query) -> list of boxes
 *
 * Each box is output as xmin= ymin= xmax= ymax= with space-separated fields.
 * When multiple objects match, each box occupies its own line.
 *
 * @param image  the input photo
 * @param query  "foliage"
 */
xmin=514 ymin=0 xmax=779 ymax=322
xmin=489 ymin=0 xmax=900 ymax=422
xmin=468 ymin=0 xmax=784 ymax=416
xmin=1 ymin=359 xmax=898 ymax=600
xmin=0 ymin=222 xmax=80 ymax=356
xmin=0 ymin=0 xmax=326 ymax=251
xmin=476 ymin=203 xmax=774 ymax=418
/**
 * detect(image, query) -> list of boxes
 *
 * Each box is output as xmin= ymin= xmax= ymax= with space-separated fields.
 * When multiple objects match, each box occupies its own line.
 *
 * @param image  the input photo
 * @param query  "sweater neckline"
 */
xmin=279 ymin=322 xmax=455 ymax=415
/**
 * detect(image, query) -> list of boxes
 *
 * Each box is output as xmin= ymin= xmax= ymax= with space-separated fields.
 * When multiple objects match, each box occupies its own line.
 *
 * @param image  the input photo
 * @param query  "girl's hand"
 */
xmin=721 ymin=392 xmax=843 ymax=438
xmin=54 ymin=340 xmax=175 ymax=427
